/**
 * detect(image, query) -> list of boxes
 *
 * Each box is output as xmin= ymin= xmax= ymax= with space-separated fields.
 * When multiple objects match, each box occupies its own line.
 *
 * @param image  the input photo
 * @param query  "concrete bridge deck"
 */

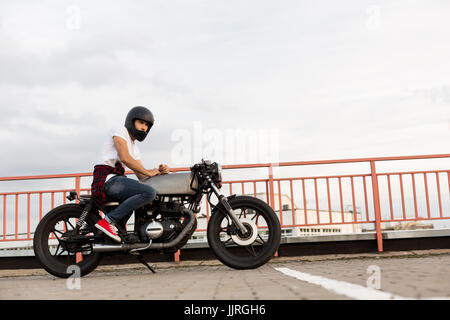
xmin=1 ymin=249 xmax=449 ymax=300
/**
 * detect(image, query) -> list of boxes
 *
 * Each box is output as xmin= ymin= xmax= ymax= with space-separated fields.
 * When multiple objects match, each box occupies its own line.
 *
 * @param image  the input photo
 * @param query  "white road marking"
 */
xmin=275 ymin=267 xmax=449 ymax=300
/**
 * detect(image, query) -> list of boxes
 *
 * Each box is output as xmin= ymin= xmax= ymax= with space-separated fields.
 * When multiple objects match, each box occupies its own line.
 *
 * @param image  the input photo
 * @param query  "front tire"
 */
xmin=33 ymin=204 xmax=102 ymax=278
xmin=207 ymin=195 xmax=281 ymax=269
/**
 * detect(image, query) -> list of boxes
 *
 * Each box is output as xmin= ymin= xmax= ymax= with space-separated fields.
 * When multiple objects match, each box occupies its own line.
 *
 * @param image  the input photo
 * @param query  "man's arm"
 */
xmin=113 ymin=136 xmax=160 ymax=178
xmin=135 ymin=160 xmax=151 ymax=182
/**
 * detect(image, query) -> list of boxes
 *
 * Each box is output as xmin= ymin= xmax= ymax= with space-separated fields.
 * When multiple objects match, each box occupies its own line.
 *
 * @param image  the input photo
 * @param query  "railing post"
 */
xmin=27 ymin=193 xmax=31 ymax=239
xmin=174 ymin=250 xmax=181 ymax=263
xmin=268 ymin=163 xmax=279 ymax=257
xmin=370 ymin=160 xmax=383 ymax=252
xmin=75 ymin=176 xmax=83 ymax=263
xmin=15 ymin=194 xmax=18 ymax=240
xmin=268 ymin=164 xmax=276 ymax=210
xmin=75 ymin=176 xmax=81 ymax=204
xmin=3 ymin=195 xmax=6 ymax=240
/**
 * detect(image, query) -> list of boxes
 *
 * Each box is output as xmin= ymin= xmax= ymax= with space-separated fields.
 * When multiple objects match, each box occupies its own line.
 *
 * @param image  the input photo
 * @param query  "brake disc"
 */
xmin=231 ymin=218 xmax=258 ymax=246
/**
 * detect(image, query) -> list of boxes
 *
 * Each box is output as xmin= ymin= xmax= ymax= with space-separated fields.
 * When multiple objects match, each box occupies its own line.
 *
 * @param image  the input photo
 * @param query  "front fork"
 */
xmin=207 ymin=178 xmax=248 ymax=234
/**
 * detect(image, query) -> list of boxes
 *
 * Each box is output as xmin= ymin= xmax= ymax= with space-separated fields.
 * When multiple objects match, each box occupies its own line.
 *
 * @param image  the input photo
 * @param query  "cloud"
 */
xmin=0 ymin=0 xmax=449 ymax=235
xmin=0 ymin=0 xmax=449 ymax=182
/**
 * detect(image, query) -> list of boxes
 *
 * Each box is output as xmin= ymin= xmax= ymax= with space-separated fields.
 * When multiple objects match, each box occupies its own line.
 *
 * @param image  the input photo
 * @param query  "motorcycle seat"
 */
xmin=79 ymin=194 xmax=119 ymax=207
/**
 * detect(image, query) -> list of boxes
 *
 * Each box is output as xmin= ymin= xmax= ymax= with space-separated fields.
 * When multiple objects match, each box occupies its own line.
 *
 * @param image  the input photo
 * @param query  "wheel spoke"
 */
xmin=65 ymin=219 xmax=76 ymax=230
xmin=54 ymin=244 xmax=62 ymax=256
xmin=239 ymin=208 xmax=247 ymax=219
xmin=256 ymin=234 xmax=266 ymax=246
xmin=245 ymin=244 xmax=257 ymax=256
xmin=51 ymin=229 xmax=62 ymax=240
xmin=223 ymin=237 xmax=234 ymax=247
xmin=67 ymin=251 xmax=77 ymax=265
xmin=52 ymin=228 xmax=64 ymax=235
xmin=250 ymin=212 xmax=260 ymax=225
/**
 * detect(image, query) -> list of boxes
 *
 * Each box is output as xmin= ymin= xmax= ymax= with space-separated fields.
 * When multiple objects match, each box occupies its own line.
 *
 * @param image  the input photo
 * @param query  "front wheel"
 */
xmin=207 ymin=195 xmax=281 ymax=269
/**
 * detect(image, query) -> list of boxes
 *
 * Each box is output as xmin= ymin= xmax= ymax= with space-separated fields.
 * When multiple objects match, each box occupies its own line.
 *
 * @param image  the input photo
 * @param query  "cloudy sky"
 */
xmin=1 ymin=1 xmax=450 ymax=235
xmin=0 ymin=0 xmax=449 ymax=178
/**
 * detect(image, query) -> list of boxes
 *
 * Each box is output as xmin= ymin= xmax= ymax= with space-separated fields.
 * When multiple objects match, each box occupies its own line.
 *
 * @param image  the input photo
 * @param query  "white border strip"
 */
xmin=275 ymin=267 xmax=412 ymax=300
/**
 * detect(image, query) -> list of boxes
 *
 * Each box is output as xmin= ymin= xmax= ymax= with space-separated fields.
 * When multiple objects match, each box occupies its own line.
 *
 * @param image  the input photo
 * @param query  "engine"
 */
xmin=135 ymin=199 xmax=197 ymax=251
xmin=140 ymin=218 xmax=183 ymax=242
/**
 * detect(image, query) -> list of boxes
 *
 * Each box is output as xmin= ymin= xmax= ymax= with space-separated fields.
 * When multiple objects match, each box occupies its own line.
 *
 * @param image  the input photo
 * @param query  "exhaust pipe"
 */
xmin=93 ymin=207 xmax=196 ymax=253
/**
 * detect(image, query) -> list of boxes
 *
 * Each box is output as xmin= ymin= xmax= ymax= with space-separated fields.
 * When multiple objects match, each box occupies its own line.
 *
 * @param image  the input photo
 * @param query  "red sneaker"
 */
xmin=95 ymin=218 xmax=121 ymax=242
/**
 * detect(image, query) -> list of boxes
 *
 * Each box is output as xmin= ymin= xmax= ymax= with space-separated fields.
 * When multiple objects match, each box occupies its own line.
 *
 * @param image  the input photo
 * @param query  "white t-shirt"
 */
xmin=97 ymin=126 xmax=141 ymax=180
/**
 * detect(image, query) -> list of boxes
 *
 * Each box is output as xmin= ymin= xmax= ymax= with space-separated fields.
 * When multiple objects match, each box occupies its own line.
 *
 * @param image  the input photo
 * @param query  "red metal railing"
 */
xmin=1 ymin=154 xmax=449 ymax=256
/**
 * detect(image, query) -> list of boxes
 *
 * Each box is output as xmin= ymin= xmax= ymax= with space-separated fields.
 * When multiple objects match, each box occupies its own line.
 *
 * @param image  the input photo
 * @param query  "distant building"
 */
xmin=383 ymin=222 xmax=434 ymax=231
xmin=251 ymin=192 xmax=362 ymax=237
xmin=189 ymin=192 xmax=362 ymax=243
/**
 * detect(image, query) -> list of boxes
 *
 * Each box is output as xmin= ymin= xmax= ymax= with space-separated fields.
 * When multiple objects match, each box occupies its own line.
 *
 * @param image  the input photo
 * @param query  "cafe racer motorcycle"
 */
xmin=33 ymin=160 xmax=281 ymax=278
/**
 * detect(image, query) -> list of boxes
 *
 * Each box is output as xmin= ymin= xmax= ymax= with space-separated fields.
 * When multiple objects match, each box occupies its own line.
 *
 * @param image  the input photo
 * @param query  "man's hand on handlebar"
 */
xmin=145 ymin=169 xmax=161 ymax=177
xmin=141 ymin=164 xmax=169 ymax=180
xmin=158 ymin=164 xmax=169 ymax=174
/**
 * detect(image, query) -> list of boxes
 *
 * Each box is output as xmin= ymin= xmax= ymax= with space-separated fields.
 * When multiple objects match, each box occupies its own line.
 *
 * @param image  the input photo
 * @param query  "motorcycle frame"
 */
xmin=70 ymin=160 xmax=247 ymax=252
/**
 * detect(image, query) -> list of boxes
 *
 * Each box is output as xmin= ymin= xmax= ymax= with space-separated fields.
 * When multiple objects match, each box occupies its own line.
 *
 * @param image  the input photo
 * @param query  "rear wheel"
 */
xmin=33 ymin=204 xmax=102 ymax=278
xmin=207 ymin=196 xmax=281 ymax=269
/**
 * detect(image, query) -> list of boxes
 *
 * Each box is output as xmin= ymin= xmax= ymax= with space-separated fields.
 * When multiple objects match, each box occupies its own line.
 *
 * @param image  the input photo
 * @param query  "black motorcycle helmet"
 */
xmin=124 ymin=106 xmax=155 ymax=142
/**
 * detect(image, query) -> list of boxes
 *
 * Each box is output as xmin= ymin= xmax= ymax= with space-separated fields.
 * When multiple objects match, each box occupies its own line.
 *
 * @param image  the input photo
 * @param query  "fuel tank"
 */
xmin=141 ymin=172 xmax=198 ymax=195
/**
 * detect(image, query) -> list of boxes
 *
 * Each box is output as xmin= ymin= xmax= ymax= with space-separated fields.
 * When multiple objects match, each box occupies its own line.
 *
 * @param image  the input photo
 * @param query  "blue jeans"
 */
xmin=104 ymin=175 xmax=157 ymax=225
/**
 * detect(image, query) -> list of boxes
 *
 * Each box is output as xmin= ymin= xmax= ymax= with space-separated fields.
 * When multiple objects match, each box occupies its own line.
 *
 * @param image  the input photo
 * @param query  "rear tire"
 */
xmin=33 ymin=204 xmax=102 ymax=278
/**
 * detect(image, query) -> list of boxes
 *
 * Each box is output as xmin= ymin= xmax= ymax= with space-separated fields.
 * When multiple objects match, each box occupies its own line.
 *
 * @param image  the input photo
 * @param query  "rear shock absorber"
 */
xmin=76 ymin=200 xmax=93 ymax=229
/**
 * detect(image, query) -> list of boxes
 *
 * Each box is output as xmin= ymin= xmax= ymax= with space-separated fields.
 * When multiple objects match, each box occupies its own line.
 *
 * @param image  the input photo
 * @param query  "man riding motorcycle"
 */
xmin=91 ymin=106 xmax=169 ymax=242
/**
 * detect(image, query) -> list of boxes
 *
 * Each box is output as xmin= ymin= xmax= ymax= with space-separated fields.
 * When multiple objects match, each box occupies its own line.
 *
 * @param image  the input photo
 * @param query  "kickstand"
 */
xmin=135 ymin=253 xmax=156 ymax=273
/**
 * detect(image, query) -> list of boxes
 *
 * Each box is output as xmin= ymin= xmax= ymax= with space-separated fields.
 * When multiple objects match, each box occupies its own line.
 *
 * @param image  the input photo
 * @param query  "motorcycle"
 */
xmin=33 ymin=159 xmax=281 ymax=278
